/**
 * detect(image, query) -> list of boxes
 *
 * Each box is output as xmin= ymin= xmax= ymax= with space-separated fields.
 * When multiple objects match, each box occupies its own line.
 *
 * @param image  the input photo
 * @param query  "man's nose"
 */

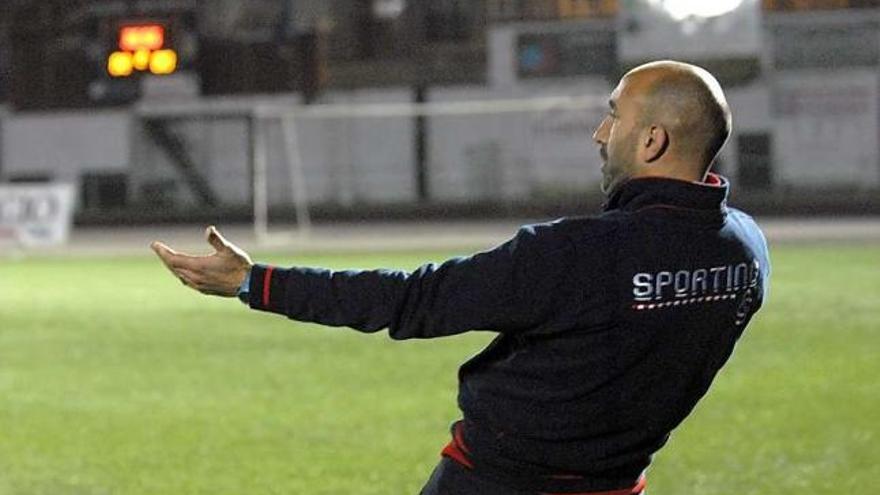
xmin=592 ymin=125 xmax=605 ymax=144
xmin=592 ymin=118 xmax=608 ymax=144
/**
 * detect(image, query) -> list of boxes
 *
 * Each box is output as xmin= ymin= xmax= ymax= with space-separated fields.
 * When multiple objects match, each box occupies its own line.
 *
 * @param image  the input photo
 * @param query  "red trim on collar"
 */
xmin=703 ymin=173 xmax=722 ymax=186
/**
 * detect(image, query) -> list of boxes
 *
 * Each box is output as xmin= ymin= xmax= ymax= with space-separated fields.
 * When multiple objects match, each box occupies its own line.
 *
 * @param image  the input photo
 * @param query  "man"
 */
xmin=152 ymin=60 xmax=770 ymax=494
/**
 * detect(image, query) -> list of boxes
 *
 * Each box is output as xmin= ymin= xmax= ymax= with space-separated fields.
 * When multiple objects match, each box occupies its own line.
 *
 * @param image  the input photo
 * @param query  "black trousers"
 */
xmin=419 ymin=457 xmax=647 ymax=495
xmin=419 ymin=457 xmax=532 ymax=495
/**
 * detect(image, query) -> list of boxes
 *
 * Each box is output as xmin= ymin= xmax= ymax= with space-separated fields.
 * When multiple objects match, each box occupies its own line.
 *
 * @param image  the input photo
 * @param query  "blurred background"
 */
xmin=1 ymin=3 xmax=878 ymax=494
xmin=1 ymin=0 xmax=879 ymax=247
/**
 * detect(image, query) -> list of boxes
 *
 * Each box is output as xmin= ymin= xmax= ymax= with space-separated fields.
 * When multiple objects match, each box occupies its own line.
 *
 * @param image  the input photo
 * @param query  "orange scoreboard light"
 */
xmin=107 ymin=24 xmax=178 ymax=77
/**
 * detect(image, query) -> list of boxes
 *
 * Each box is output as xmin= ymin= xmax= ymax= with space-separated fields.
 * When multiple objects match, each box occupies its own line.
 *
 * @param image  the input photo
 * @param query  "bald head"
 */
xmin=593 ymin=60 xmax=733 ymax=195
xmin=624 ymin=61 xmax=732 ymax=172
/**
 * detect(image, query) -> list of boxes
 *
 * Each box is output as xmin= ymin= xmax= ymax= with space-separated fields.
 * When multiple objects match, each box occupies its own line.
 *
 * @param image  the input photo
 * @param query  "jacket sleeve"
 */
xmin=246 ymin=224 xmax=575 ymax=339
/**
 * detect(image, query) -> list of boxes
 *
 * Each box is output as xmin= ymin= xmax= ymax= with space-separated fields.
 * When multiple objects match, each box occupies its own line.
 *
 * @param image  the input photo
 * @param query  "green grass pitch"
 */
xmin=1 ymin=244 xmax=878 ymax=494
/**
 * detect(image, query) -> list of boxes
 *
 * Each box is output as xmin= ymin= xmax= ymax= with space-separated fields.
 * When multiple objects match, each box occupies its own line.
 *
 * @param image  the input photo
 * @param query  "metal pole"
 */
xmin=252 ymin=114 xmax=269 ymax=243
xmin=281 ymin=113 xmax=312 ymax=234
xmin=415 ymin=84 xmax=429 ymax=202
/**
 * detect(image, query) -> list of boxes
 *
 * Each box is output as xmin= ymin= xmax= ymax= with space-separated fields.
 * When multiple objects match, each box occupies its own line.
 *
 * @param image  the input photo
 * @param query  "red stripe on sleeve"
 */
xmin=262 ymin=266 xmax=274 ymax=307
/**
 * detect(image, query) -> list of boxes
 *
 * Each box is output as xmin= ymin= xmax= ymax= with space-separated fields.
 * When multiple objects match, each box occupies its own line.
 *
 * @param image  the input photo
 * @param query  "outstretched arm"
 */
xmin=152 ymin=224 xmax=574 ymax=339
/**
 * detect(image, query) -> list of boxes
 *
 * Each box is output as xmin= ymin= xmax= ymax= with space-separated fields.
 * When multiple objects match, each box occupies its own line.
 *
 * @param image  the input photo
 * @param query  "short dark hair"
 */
xmin=631 ymin=62 xmax=732 ymax=173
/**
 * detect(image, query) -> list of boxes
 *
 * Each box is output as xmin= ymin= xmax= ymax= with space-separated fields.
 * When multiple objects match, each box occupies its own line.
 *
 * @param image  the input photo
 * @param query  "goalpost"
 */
xmin=251 ymin=93 xmax=605 ymax=245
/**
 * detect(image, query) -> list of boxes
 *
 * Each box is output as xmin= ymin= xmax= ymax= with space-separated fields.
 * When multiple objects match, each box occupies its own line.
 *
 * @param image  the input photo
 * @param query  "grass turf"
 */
xmin=0 ymin=244 xmax=877 ymax=494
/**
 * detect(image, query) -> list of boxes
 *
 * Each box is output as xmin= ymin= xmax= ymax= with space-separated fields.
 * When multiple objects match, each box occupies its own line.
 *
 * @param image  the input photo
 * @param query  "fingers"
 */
xmin=176 ymin=267 xmax=201 ymax=289
xmin=151 ymin=241 xmax=179 ymax=273
xmin=176 ymin=268 xmax=197 ymax=289
xmin=173 ymin=267 xmax=210 ymax=294
xmin=206 ymin=225 xmax=228 ymax=252
xmin=150 ymin=241 xmax=177 ymax=256
xmin=151 ymin=228 xmax=245 ymax=297
xmin=151 ymin=242 xmax=195 ymax=289
xmin=176 ymin=267 xmax=225 ymax=296
xmin=151 ymin=241 xmax=201 ymax=271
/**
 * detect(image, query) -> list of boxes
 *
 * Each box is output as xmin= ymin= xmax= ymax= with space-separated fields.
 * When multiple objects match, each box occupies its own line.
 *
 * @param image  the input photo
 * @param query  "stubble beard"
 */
xmin=600 ymin=169 xmax=612 ymax=195
xmin=601 ymin=148 xmax=637 ymax=197
xmin=599 ymin=147 xmax=612 ymax=195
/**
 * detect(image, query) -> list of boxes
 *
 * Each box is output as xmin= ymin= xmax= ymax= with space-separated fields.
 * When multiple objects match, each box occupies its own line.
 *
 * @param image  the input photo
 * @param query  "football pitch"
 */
xmin=1 ymin=243 xmax=878 ymax=494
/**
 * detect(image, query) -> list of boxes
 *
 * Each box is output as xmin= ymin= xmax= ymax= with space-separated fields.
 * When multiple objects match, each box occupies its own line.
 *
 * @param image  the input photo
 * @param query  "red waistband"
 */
xmin=440 ymin=421 xmax=474 ymax=469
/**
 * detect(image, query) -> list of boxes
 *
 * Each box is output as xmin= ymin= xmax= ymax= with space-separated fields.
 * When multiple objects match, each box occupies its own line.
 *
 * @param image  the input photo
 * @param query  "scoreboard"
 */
xmin=107 ymin=24 xmax=178 ymax=77
xmin=7 ymin=3 xmax=195 ymax=110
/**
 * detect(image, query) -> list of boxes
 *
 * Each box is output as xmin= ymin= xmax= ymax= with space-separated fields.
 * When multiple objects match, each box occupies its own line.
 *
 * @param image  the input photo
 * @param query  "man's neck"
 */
xmin=632 ymin=161 xmax=707 ymax=184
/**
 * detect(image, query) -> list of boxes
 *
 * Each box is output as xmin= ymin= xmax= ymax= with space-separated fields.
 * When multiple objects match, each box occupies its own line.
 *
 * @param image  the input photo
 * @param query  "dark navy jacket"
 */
xmin=247 ymin=174 xmax=770 ymax=492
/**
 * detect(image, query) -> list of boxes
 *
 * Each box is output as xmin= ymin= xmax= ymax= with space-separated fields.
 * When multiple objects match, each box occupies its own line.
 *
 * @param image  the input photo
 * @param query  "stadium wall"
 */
xmin=1 ymin=74 xmax=874 ymax=214
xmin=294 ymin=88 xmax=416 ymax=205
xmin=772 ymin=69 xmax=879 ymax=189
xmin=428 ymin=81 xmax=608 ymax=201
xmin=1 ymin=110 xmax=131 ymax=184
xmin=1 ymin=7 xmax=879 ymax=218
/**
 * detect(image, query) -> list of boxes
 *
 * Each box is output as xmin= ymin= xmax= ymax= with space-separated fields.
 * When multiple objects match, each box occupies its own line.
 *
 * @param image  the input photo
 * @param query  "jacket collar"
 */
xmin=604 ymin=173 xmax=729 ymax=213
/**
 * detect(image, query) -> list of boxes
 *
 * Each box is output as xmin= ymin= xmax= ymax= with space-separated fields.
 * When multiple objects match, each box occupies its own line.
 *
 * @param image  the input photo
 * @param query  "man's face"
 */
xmin=592 ymin=78 xmax=641 ymax=195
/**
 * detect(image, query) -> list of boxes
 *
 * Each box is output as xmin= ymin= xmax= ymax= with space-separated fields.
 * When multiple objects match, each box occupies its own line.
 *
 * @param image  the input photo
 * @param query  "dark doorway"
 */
xmin=737 ymin=132 xmax=773 ymax=190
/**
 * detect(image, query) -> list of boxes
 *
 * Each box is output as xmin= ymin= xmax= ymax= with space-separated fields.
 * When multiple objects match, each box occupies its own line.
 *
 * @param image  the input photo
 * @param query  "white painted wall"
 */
xmin=429 ymin=82 xmax=608 ymax=202
xmin=719 ymin=80 xmax=772 ymax=183
xmin=130 ymin=97 xmax=270 ymax=207
xmin=772 ymin=69 xmax=879 ymax=188
xmin=1 ymin=110 xmax=131 ymax=183
xmin=128 ymin=88 xmax=416 ymax=208
xmin=487 ymin=25 xmax=518 ymax=89
xmin=294 ymin=87 xmax=415 ymax=205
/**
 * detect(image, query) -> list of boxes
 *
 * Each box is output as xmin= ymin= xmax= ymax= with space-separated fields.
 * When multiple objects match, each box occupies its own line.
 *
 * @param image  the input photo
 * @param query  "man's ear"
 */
xmin=643 ymin=125 xmax=669 ymax=163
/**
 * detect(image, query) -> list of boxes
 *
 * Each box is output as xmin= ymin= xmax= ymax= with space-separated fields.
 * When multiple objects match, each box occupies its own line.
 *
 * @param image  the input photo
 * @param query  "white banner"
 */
xmin=0 ymin=184 xmax=76 ymax=247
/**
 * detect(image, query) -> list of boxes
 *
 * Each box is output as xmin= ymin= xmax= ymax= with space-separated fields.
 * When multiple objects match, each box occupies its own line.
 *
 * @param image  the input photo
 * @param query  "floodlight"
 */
xmin=648 ymin=0 xmax=745 ymax=21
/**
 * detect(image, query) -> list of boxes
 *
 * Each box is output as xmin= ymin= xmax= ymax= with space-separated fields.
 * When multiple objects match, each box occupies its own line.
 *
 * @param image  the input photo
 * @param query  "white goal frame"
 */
xmin=251 ymin=94 xmax=603 ymax=245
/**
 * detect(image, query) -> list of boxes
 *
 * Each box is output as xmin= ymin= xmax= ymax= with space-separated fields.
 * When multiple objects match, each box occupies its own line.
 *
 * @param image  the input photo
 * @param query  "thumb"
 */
xmin=206 ymin=225 xmax=228 ymax=252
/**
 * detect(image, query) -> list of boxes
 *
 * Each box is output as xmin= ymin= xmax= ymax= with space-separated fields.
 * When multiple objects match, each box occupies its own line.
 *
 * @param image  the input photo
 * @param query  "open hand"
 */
xmin=151 ymin=226 xmax=253 ymax=297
